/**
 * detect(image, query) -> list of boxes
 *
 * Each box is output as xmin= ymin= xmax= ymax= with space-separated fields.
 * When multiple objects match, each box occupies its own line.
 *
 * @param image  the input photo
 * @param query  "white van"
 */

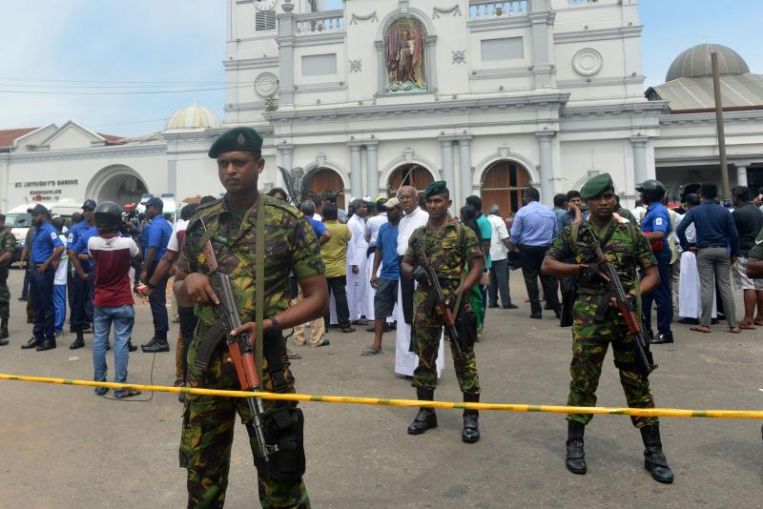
xmin=50 ymin=198 xmax=83 ymax=221
xmin=4 ymin=201 xmax=42 ymax=262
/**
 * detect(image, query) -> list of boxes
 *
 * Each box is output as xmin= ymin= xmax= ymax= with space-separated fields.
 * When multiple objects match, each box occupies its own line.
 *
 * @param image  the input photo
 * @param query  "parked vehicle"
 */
xmin=5 ymin=201 xmax=42 ymax=264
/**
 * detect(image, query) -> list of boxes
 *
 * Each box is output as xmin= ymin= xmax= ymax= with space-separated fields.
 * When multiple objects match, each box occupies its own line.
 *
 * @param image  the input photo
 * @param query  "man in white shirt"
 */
xmin=364 ymin=198 xmax=388 ymax=324
xmin=394 ymin=186 xmax=443 ymax=377
xmin=486 ymin=204 xmax=516 ymax=309
xmin=347 ymin=199 xmax=369 ymax=324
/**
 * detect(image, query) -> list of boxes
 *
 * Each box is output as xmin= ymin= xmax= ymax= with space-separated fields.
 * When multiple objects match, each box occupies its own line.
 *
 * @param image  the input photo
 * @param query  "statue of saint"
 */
xmin=385 ymin=19 xmax=426 ymax=92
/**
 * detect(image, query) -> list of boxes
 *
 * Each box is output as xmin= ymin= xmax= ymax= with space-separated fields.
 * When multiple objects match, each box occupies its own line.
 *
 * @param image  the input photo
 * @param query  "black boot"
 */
xmin=140 ymin=336 xmax=159 ymax=349
xmin=36 ymin=339 xmax=56 ymax=351
xmin=69 ymin=331 xmax=85 ymax=350
xmin=565 ymin=421 xmax=587 ymax=475
xmin=21 ymin=337 xmax=40 ymax=349
xmin=640 ymin=425 xmax=674 ymax=484
xmin=142 ymin=334 xmax=170 ymax=353
xmin=127 ymin=339 xmax=137 ymax=352
xmin=462 ymin=393 xmax=480 ymax=443
xmin=0 ymin=318 xmax=8 ymax=339
xmin=407 ymin=388 xmax=437 ymax=435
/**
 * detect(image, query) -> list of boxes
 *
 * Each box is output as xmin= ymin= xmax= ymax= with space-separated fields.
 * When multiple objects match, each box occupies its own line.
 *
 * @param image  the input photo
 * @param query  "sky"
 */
xmin=0 ymin=0 xmax=760 ymax=137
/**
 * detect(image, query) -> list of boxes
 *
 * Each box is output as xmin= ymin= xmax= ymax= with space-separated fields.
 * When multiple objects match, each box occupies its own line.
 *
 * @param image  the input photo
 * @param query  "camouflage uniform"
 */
xmin=0 ymin=226 xmax=17 ymax=320
xmin=547 ymin=219 xmax=659 ymax=428
xmin=177 ymin=195 xmax=323 ymax=509
xmin=406 ymin=220 xmax=483 ymax=394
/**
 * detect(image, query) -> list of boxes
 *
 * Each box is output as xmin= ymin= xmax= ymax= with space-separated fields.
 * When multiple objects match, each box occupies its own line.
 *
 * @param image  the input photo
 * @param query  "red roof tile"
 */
xmin=0 ymin=127 xmax=38 ymax=148
xmin=97 ymin=132 xmax=126 ymax=145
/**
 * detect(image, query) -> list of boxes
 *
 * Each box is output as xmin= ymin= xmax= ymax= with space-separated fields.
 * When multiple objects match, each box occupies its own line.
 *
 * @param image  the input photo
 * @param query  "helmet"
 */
xmin=635 ymin=179 xmax=666 ymax=202
xmin=94 ymin=201 xmax=123 ymax=232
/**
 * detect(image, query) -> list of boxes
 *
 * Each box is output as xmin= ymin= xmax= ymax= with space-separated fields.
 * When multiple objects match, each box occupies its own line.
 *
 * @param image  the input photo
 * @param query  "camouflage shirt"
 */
xmin=406 ymin=219 xmax=483 ymax=282
xmin=547 ymin=219 xmax=656 ymax=295
xmin=177 ymin=195 xmax=324 ymax=328
xmin=0 ymin=227 xmax=16 ymax=258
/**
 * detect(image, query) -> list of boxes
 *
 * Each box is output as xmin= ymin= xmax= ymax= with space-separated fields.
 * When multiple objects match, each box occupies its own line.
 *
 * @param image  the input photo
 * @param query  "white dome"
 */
xmin=164 ymin=104 xmax=221 ymax=131
xmin=666 ymin=44 xmax=750 ymax=82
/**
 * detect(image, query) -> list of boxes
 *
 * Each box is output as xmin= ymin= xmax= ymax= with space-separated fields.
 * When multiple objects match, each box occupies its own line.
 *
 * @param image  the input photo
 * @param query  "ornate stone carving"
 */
xmin=452 ymin=50 xmax=466 ymax=64
xmin=572 ymin=48 xmax=603 ymax=77
xmin=349 ymin=12 xmax=379 ymax=24
xmin=349 ymin=60 xmax=363 ymax=73
xmin=433 ymin=5 xmax=462 ymax=18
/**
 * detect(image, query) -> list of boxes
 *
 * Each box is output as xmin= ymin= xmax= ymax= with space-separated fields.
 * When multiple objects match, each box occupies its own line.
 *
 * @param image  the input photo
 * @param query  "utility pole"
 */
xmin=711 ymin=51 xmax=731 ymax=199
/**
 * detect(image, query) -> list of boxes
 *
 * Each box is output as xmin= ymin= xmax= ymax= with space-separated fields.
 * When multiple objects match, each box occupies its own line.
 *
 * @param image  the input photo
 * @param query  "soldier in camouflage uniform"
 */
xmin=401 ymin=181 xmax=485 ymax=443
xmin=174 ymin=127 xmax=327 ymax=508
xmin=0 ymin=214 xmax=17 ymax=344
xmin=542 ymin=173 xmax=674 ymax=484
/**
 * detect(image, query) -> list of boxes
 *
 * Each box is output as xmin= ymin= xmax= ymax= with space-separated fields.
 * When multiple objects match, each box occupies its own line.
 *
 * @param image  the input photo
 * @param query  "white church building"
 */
xmin=1 ymin=0 xmax=761 ymax=217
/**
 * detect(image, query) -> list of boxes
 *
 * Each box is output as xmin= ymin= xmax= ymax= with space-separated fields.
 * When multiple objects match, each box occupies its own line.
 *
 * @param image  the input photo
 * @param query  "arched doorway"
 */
xmin=303 ymin=168 xmax=345 ymax=209
xmin=387 ymin=164 xmax=433 ymax=196
xmin=86 ymin=165 xmax=148 ymax=207
xmin=481 ymin=160 xmax=531 ymax=215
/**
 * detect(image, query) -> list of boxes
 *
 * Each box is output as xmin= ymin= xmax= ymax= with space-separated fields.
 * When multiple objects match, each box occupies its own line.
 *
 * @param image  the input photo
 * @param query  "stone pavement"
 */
xmin=1 ymin=269 xmax=761 ymax=508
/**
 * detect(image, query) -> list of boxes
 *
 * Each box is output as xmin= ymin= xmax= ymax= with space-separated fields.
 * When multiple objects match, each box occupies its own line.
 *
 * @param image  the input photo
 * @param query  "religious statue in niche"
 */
xmin=385 ymin=18 xmax=426 ymax=93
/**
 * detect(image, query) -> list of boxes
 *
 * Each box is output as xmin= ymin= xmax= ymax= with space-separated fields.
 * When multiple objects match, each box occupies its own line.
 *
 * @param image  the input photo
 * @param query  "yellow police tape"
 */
xmin=1 ymin=372 xmax=762 ymax=419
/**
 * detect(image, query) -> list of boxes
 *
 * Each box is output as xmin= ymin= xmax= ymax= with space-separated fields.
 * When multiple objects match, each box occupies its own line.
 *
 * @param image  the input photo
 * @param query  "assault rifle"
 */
xmin=419 ymin=250 xmax=463 ymax=357
xmin=202 ymin=232 xmax=278 ymax=465
xmin=593 ymin=245 xmax=657 ymax=377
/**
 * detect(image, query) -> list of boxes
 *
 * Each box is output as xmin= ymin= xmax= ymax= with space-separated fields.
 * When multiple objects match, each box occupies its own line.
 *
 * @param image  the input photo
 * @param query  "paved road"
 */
xmin=1 ymin=269 xmax=761 ymax=508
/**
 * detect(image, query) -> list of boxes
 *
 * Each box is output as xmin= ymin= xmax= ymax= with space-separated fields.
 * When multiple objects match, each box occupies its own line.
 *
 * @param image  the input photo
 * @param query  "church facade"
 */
xmin=1 ymin=0 xmax=761 ymax=218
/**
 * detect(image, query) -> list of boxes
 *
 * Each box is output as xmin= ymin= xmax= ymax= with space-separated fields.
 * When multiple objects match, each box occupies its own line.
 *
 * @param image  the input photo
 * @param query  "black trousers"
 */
xmin=398 ymin=256 xmax=414 ymax=325
xmin=69 ymin=266 xmax=91 ymax=332
xmin=519 ymin=245 xmax=560 ymax=315
xmin=326 ymin=275 xmax=350 ymax=328
xmin=147 ymin=262 xmax=170 ymax=337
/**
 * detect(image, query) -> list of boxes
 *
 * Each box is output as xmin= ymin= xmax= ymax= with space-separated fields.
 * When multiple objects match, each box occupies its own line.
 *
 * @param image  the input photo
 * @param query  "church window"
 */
xmin=384 ymin=18 xmax=427 ymax=93
xmin=256 ymin=10 xmax=276 ymax=31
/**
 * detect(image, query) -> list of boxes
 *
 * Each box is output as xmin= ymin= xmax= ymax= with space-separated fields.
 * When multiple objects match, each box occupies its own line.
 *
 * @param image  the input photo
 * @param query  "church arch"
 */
xmin=386 ymin=163 xmax=435 ymax=196
xmin=479 ymin=160 xmax=534 ymax=215
xmin=302 ymin=164 xmax=348 ymax=209
xmin=86 ymin=165 xmax=148 ymax=206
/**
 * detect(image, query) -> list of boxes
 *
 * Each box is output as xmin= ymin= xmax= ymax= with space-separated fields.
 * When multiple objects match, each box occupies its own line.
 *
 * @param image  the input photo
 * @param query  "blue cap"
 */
xmin=144 ymin=197 xmax=164 ymax=209
xmin=82 ymin=199 xmax=97 ymax=210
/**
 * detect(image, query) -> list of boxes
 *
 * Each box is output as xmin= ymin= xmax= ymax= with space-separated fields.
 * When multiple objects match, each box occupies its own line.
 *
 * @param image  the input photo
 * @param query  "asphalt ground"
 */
xmin=0 ymin=268 xmax=762 ymax=509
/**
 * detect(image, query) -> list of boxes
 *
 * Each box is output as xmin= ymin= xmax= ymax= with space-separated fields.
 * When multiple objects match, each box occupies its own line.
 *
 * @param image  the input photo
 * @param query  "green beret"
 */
xmin=423 ymin=180 xmax=449 ymax=199
xmin=580 ymin=173 xmax=614 ymax=200
xmin=208 ymin=127 xmax=263 ymax=158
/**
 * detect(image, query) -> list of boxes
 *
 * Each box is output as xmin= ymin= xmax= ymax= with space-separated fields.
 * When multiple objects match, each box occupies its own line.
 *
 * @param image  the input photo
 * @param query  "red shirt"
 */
xmin=87 ymin=234 xmax=139 ymax=307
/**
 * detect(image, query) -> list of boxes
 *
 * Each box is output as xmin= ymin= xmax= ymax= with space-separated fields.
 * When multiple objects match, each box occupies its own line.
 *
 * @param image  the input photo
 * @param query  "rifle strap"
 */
xmin=255 ymin=194 xmax=265 ymax=384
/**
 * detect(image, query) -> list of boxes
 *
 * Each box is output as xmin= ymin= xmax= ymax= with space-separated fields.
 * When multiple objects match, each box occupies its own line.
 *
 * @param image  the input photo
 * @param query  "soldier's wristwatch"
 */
xmin=268 ymin=316 xmax=282 ymax=336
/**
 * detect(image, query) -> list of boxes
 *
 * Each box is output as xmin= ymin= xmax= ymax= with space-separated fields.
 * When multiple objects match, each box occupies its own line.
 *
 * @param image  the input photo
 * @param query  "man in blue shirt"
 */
xmin=364 ymin=198 xmax=403 ymax=355
xmin=636 ymin=179 xmax=674 ymax=344
xmin=676 ymin=183 xmax=740 ymax=334
xmin=510 ymin=187 xmax=560 ymax=319
xmin=139 ymin=197 xmax=173 ymax=352
xmin=67 ymin=199 xmax=97 ymax=348
xmin=21 ymin=204 xmax=64 ymax=351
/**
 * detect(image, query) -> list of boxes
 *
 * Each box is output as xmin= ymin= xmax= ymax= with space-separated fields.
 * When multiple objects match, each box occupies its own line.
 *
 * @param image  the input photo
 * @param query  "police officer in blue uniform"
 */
xmin=636 ymin=179 xmax=674 ymax=344
xmin=21 ymin=204 xmax=64 ymax=351
xmin=69 ymin=209 xmax=99 ymax=350
xmin=139 ymin=197 xmax=173 ymax=353
xmin=67 ymin=199 xmax=97 ymax=348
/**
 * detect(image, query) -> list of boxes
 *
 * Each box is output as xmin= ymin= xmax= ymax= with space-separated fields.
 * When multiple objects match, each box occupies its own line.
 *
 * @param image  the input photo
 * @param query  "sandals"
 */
xmin=728 ymin=326 xmax=741 ymax=334
xmin=738 ymin=322 xmax=756 ymax=330
xmin=361 ymin=347 xmax=382 ymax=356
xmin=340 ymin=326 xmax=356 ymax=333
xmin=690 ymin=325 xmax=711 ymax=333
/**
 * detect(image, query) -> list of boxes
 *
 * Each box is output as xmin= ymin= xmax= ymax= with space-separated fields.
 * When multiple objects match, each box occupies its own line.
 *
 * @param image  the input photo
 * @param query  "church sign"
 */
xmin=13 ymin=179 xmax=80 ymax=201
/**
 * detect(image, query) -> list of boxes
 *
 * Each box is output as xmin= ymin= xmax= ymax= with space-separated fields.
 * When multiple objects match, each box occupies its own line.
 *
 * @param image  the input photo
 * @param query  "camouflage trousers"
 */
xmin=567 ymin=295 xmax=657 ymax=429
xmin=411 ymin=288 xmax=480 ymax=395
xmin=181 ymin=342 xmax=310 ymax=509
xmin=0 ymin=279 xmax=9 ymax=320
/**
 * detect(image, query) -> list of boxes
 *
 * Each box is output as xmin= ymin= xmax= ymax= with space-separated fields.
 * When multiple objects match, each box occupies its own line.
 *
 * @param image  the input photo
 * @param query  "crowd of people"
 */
xmin=2 ymin=124 xmax=763 ymax=507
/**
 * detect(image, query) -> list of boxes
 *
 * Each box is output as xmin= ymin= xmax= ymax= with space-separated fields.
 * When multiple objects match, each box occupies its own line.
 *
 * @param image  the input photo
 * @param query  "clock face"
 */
xmin=254 ymin=0 xmax=277 ymax=12
xmin=254 ymin=72 xmax=279 ymax=97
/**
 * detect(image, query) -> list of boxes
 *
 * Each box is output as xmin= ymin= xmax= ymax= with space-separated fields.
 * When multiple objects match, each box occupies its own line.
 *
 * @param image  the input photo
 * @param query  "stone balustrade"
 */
xmin=469 ymin=0 xmax=528 ymax=18
xmin=295 ymin=9 xmax=344 ymax=35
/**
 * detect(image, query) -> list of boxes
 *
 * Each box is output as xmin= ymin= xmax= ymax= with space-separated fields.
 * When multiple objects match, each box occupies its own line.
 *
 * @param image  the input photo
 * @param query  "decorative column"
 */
xmin=439 ymin=138 xmax=454 ymax=187
xmin=458 ymin=137 xmax=473 ymax=207
xmin=366 ymin=141 xmax=379 ymax=198
xmin=375 ymin=40 xmax=386 ymax=94
xmin=631 ymin=136 xmax=648 ymax=187
xmin=425 ymin=35 xmax=438 ymax=92
xmin=277 ymin=143 xmax=294 ymax=172
xmin=277 ymin=3 xmax=297 ymax=106
xmin=736 ymin=164 xmax=748 ymax=187
xmin=349 ymin=144 xmax=363 ymax=198
xmin=167 ymin=159 xmax=177 ymax=196
xmin=535 ymin=131 xmax=556 ymax=205
xmin=529 ymin=0 xmax=555 ymax=89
